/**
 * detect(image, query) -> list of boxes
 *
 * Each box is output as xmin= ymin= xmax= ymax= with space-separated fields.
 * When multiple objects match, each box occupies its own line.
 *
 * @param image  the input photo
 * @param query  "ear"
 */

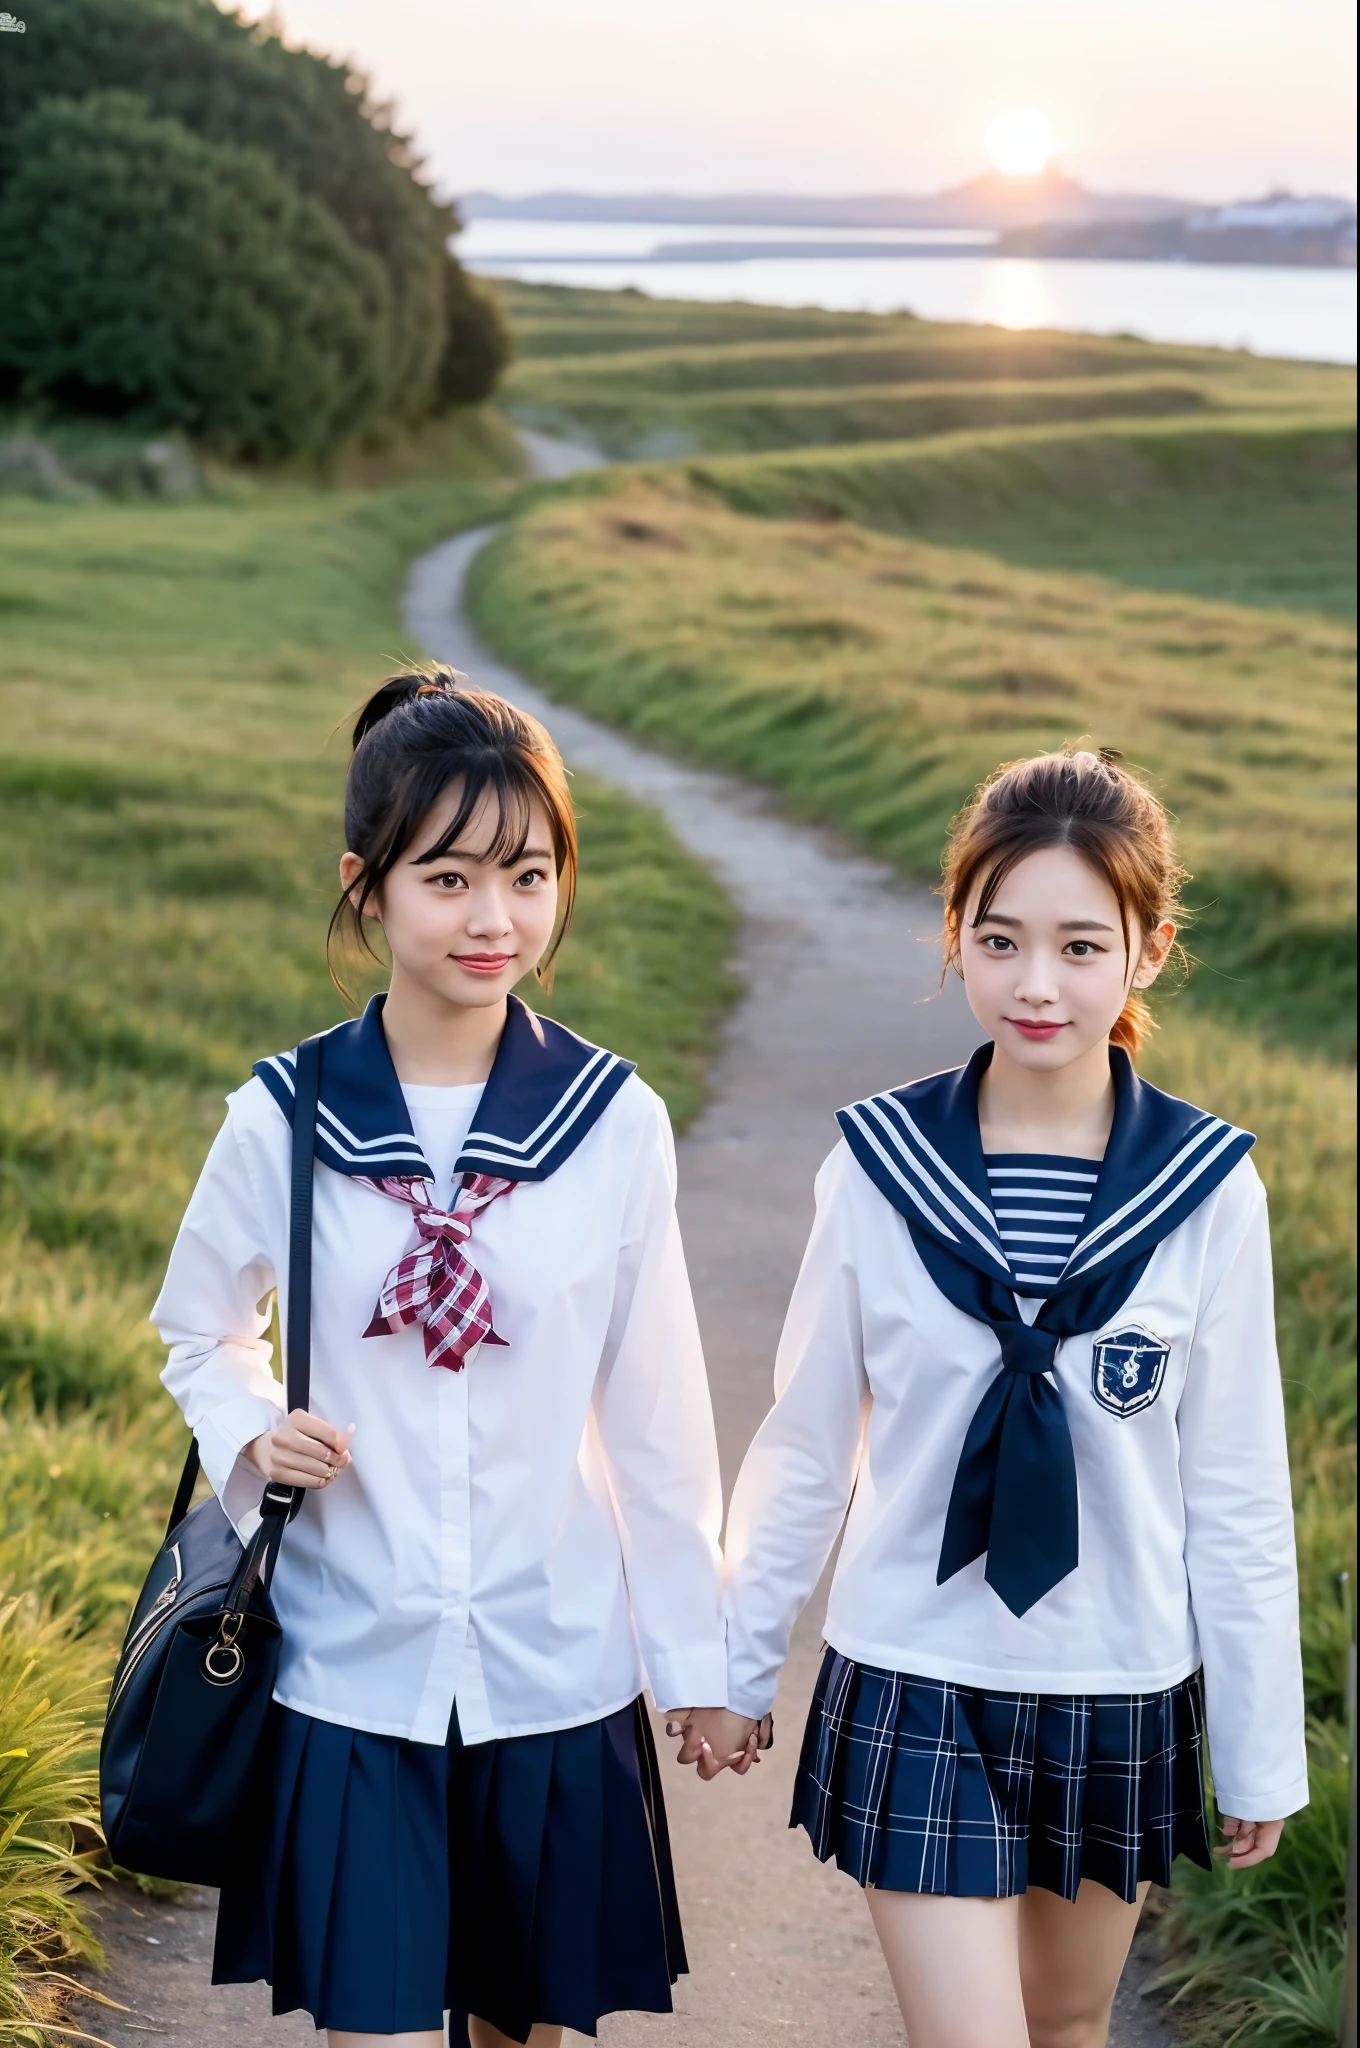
xmin=1131 ymin=918 xmax=1177 ymax=990
xmin=338 ymin=852 xmax=382 ymax=920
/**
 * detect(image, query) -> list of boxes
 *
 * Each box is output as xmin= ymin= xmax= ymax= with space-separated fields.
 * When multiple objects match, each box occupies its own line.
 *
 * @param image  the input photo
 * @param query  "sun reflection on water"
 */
xmin=976 ymin=259 xmax=1053 ymax=331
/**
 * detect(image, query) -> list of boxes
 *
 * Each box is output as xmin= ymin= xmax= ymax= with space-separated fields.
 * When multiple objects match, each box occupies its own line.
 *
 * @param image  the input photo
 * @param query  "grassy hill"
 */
xmin=686 ymin=416 xmax=1357 ymax=616
xmin=474 ymin=280 xmax=1357 ymax=2046
xmin=0 ymin=461 xmax=735 ymax=2033
xmin=498 ymin=280 xmax=1357 ymax=618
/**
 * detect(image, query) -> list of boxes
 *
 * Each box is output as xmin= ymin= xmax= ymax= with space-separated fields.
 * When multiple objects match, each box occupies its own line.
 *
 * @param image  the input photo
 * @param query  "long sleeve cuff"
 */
xmin=726 ymin=1677 xmax=779 ymax=1720
xmin=1212 ymin=1772 xmax=1311 ymax=1823
xmin=194 ymin=1392 xmax=285 ymax=1527
xmin=644 ymin=1643 xmax=730 ymax=1713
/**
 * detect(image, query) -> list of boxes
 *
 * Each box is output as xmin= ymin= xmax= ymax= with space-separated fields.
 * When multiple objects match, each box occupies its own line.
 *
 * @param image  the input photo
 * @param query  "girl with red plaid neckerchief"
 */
xmin=152 ymin=669 xmax=731 ymax=2048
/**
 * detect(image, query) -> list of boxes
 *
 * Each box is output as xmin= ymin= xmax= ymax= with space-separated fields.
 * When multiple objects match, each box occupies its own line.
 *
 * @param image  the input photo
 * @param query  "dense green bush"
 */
xmin=0 ymin=0 xmax=506 ymax=441
xmin=437 ymin=256 xmax=515 ymax=409
xmin=0 ymin=93 xmax=393 ymax=457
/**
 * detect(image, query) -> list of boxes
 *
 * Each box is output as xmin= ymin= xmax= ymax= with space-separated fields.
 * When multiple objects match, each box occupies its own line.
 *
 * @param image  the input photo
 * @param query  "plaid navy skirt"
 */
xmin=791 ymin=1647 xmax=1212 ymax=1903
xmin=214 ymin=1696 xmax=685 ymax=2043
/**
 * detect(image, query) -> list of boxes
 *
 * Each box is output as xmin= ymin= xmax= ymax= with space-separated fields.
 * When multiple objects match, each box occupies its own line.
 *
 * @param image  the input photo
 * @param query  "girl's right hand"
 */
xmin=245 ymin=1410 xmax=354 ymax=1489
xmin=1216 ymin=1816 xmax=1286 ymax=1868
xmin=665 ymin=1707 xmax=767 ymax=1779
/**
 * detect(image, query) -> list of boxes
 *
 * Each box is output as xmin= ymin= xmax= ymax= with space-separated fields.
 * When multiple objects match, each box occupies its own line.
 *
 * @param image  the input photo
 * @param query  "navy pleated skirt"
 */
xmin=214 ymin=1696 xmax=686 ymax=2042
xmin=792 ymin=1647 xmax=1212 ymax=1904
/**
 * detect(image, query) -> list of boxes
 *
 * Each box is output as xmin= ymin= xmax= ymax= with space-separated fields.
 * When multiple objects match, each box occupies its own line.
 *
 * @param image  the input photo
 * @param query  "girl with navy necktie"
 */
xmin=152 ymin=669 xmax=733 ymax=2048
xmin=693 ymin=749 xmax=1306 ymax=2048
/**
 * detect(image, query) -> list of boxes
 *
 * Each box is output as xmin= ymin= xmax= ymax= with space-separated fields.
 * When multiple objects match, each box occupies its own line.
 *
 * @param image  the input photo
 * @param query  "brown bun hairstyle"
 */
xmin=940 ymin=746 xmax=1187 ymax=1057
xmin=329 ymin=664 xmax=577 ymax=1001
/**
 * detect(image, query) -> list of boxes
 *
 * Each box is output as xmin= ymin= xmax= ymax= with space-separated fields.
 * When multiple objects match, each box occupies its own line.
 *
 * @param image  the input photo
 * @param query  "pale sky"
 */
xmin=237 ymin=1 xmax=1355 ymax=205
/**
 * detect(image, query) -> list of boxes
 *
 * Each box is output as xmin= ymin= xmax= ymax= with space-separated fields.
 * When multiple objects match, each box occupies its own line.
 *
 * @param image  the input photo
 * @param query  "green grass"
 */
xmin=498 ymin=278 xmax=1353 ymax=399
xmin=497 ymin=281 xmax=1357 ymax=617
xmin=685 ymin=416 xmax=1358 ymax=618
xmin=0 ymin=1599 xmax=106 ymax=2043
xmin=498 ymin=279 xmax=896 ymax=354
xmin=0 ymin=471 xmax=736 ymax=2030
xmin=509 ymin=370 xmax=1223 ymax=460
xmin=0 ymin=402 xmax=528 ymax=500
xmin=502 ymin=292 xmax=1340 ymax=392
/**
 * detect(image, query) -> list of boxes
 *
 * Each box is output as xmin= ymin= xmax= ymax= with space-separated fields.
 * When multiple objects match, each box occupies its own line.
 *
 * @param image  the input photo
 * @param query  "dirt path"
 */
xmin=77 ymin=452 xmax=1174 ymax=2046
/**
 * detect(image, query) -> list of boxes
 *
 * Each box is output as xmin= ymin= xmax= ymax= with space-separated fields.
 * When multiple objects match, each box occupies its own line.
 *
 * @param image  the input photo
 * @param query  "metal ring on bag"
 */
xmin=203 ymin=1608 xmax=247 ymax=1686
xmin=202 ymin=1640 xmax=245 ymax=1686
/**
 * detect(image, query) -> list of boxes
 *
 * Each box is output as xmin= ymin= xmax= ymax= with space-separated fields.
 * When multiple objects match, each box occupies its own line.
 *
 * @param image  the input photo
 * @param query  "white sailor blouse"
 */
xmin=153 ymin=995 xmax=728 ymax=1745
xmin=724 ymin=1046 xmax=1309 ymax=1823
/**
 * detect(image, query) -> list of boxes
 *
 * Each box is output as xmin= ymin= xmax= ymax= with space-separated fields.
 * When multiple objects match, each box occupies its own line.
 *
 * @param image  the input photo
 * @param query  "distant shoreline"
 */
xmin=462 ymin=183 xmax=1357 ymax=272
xmin=474 ymin=237 xmax=1355 ymax=272
xmin=464 ymin=240 xmax=1357 ymax=363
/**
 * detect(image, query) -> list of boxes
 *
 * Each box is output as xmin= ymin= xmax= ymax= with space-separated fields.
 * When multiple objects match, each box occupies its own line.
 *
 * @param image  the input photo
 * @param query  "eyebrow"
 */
xmin=416 ymin=843 xmax=555 ymax=866
xmin=974 ymin=913 xmax=1116 ymax=932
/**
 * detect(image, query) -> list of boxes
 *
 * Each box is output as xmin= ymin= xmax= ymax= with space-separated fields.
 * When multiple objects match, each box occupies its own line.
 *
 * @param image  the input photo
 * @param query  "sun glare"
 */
xmin=988 ymin=108 xmax=1057 ymax=178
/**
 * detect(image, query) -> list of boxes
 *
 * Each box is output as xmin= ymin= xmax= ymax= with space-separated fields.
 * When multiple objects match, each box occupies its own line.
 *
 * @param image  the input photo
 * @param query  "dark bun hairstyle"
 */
xmin=329 ymin=664 xmax=577 ymax=1000
xmin=940 ymin=745 xmax=1187 ymax=1056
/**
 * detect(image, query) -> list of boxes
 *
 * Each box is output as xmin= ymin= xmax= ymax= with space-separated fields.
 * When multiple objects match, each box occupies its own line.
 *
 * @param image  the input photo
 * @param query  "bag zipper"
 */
xmin=108 ymin=1545 xmax=186 ymax=1712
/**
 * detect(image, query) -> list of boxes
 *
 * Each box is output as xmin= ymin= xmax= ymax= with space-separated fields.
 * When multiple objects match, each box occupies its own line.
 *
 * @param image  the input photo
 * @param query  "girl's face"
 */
xmin=342 ymin=782 xmax=560 ymax=1013
xmin=958 ymin=844 xmax=1175 ymax=1071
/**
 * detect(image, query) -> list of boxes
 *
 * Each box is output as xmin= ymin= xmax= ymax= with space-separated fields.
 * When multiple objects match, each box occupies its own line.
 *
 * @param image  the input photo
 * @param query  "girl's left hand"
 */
xmin=1216 ymin=1816 xmax=1286 ymax=1868
xmin=664 ymin=1707 xmax=766 ymax=1780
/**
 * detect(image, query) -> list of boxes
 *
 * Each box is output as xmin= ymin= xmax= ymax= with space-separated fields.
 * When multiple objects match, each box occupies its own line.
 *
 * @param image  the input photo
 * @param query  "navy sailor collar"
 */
xmin=254 ymin=993 xmax=636 ymax=1184
xmin=836 ymin=1042 xmax=1254 ymax=1294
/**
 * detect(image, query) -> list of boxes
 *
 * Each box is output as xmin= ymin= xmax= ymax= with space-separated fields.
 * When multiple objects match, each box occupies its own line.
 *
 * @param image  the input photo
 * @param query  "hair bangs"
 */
xmin=411 ymin=758 xmax=539 ymax=871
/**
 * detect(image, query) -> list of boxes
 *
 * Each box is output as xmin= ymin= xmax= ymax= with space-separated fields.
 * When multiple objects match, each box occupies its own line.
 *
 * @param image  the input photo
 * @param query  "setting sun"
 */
xmin=988 ymin=107 xmax=1057 ymax=178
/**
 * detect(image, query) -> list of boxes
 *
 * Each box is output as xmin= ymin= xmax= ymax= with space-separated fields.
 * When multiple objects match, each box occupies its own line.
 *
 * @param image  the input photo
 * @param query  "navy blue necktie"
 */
xmin=911 ymin=1230 xmax=1155 ymax=1617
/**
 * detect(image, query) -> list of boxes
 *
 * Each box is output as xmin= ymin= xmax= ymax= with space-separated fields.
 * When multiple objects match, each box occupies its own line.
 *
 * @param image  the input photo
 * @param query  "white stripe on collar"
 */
xmin=258 ymin=1051 xmax=432 ymax=1173
xmin=843 ymin=1096 xmax=1012 ymax=1277
xmin=1065 ymin=1120 xmax=1242 ymax=1278
xmin=458 ymin=1044 xmax=620 ymax=1171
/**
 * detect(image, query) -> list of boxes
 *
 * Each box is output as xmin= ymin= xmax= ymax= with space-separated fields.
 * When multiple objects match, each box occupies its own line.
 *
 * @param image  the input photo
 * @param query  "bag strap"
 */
xmin=167 ymin=1032 xmax=321 ymax=1543
xmin=165 ymin=1439 xmax=201 ymax=1537
xmin=221 ymin=1032 xmax=321 ymax=1613
xmin=260 ymin=1031 xmax=321 ymax=1526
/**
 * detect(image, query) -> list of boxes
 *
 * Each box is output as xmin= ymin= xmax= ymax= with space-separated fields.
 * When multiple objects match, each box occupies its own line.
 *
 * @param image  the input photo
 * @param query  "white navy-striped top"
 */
xmin=984 ymin=1153 xmax=1100 ymax=1289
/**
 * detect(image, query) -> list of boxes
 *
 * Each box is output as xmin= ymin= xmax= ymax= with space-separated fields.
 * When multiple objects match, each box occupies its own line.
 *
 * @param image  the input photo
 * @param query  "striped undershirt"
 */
xmin=984 ymin=1153 xmax=1100 ymax=1290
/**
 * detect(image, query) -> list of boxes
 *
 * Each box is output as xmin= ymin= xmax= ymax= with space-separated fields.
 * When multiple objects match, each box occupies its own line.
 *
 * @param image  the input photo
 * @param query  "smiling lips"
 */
xmin=454 ymin=952 xmax=515 ymax=976
xmin=1007 ymin=1017 xmax=1068 ymax=1041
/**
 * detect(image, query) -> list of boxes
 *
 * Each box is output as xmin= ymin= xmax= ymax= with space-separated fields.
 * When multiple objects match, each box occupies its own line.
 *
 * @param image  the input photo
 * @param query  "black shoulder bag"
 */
xmin=100 ymin=1034 xmax=321 ymax=1885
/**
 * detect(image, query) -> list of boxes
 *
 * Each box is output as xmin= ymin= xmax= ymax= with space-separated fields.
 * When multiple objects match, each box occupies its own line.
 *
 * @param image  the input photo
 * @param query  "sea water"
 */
xmin=460 ymin=219 xmax=1358 ymax=364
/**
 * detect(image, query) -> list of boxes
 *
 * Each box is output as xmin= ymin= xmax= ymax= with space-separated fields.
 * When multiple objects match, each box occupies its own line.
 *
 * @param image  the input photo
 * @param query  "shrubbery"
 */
xmin=0 ymin=0 xmax=509 ymax=456
xmin=0 ymin=93 xmax=393 ymax=458
xmin=438 ymin=257 xmax=516 ymax=409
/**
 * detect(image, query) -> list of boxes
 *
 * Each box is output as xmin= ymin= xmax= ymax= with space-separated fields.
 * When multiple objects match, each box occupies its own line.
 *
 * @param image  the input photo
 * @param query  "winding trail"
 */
xmin=78 ymin=436 xmax=1172 ymax=2046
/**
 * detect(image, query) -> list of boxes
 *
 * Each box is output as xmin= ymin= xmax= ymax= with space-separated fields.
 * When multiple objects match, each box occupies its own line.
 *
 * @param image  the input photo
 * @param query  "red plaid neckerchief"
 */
xmin=359 ymin=1173 xmax=515 ymax=1371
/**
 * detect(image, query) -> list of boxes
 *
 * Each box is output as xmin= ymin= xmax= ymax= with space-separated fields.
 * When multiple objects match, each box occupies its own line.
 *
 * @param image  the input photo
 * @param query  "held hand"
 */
xmin=1216 ymin=1816 xmax=1286 ymax=1869
xmin=246 ymin=1409 xmax=354 ymax=1490
xmin=664 ymin=1707 xmax=768 ymax=1781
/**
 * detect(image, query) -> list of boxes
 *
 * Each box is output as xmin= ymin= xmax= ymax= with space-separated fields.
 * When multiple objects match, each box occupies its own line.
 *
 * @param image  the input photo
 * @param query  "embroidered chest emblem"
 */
xmin=1091 ymin=1324 xmax=1171 ymax=1418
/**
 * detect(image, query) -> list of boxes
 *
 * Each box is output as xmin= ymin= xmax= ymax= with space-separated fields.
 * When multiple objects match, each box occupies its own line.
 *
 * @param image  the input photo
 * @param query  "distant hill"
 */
xmin=461 ymin=171 xmax=1200 ymax=231
xmin=1001 ymin=192 xmax=1358 ymax=268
